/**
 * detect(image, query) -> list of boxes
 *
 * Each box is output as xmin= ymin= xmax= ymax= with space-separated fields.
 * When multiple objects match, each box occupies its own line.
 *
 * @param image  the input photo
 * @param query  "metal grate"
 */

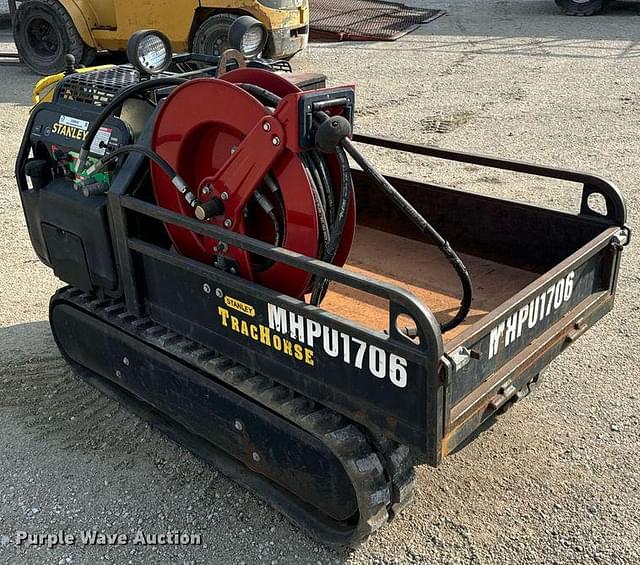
xmin=310 ymin=0 xmax=444 ymax=41
xmin=58 ymin=66 xmax=144 ymax=107
xmin=270 ymin=60 xmax=293 ymax=73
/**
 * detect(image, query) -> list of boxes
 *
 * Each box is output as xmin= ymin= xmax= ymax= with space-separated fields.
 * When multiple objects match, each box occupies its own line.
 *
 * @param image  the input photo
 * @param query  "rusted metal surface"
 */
xmin=352 ymin=170 xmax=609 ymax=273
xmin=443 ymin=290 xmax=616 ymax=457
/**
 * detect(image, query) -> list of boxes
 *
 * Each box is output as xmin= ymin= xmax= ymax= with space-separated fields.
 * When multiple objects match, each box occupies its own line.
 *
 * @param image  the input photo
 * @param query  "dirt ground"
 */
xmin=1 ymin=1 xmax=639 ymax=563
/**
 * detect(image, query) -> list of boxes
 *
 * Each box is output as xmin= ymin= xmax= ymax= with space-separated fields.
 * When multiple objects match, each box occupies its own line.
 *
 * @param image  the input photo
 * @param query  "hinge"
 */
xmin=611 ymin=227 xmax=631 ymax=249
xmin=447 ymin=346 xmax=472 ymax=372
xmin=441 ymin=347 xmax=481 ymax=384
xmin=488 ymin=380 xmax=517 ymax=411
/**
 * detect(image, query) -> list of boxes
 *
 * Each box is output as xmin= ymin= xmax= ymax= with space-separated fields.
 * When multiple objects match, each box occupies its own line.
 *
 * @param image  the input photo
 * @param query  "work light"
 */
xmin=229 ymin=16 xmax=268 ymax=58
xmin=127 ymin=30 xmax=173 ymax=75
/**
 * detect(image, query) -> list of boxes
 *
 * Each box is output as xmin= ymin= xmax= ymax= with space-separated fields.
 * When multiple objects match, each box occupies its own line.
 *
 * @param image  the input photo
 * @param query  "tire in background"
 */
xmin=13 ymin=0 xmax=95 ymax=75
xmin=191 ymin=13 xmax=240 ymax=58
xmin=554 ymin=0 xmax=608 ymax=16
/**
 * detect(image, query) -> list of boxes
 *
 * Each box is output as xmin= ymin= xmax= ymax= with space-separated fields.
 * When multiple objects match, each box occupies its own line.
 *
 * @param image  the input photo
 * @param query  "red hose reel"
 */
xmin=150 ymin=69 xmax=356 ymax=300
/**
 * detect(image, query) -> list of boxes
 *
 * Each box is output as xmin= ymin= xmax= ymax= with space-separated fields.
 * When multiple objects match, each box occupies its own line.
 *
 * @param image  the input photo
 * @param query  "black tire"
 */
xmin=191 ymin=13 xmax=239 ymax=58
xmin=13 ymin=0 xmax=93 ymax=75
xmin=554 ymin=0 xmax=608 ymax=16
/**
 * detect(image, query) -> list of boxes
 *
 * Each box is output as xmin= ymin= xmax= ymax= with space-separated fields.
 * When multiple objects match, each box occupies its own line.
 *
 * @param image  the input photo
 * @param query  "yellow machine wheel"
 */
xmin=13 ymin=0 xmax=95 ymax=75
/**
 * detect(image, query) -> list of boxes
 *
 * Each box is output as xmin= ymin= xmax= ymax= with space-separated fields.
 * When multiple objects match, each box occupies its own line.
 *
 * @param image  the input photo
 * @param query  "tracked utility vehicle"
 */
xmin=15 ymin=26 xmax=629 ymax=545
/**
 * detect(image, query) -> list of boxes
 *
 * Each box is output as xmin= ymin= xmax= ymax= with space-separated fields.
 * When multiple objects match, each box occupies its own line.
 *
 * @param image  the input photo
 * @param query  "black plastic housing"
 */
xmin=16 ymin=75 xmax=138 ymax=295
xmin=21 ymin=178 xmax=118 ymax=292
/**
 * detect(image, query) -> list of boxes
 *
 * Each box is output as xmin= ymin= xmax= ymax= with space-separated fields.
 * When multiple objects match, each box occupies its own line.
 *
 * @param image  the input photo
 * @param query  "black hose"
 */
xmin=253 ymin=188 xmax=283 ymax=248
xmin=310 ymin=151 xmax=336 ymax=225
xmin=341 ymin=137 xmax=473 ymax=333
xmin=302 ymin=153 xmax=327 ymax=218
xmin=266 ymin=209 xmax=282 ymax=248
xmin=77 ymin=76 xmax=191 ymax=174
xmin=311 ymin=144 xmax=352 ymax=305
xmin=237 ymin=83 xmax=281 ymax=107
xmin=85 ymin=144 xmax=199 ymax=208
xmin=79 ymin=64 xmax=228 ymax=170
xmin=236 ymin=84 xmax=352 ymax=306
xmin=304 ymin=154 xmax=332 ymax=258
xmin=81 ymin=75 xmax=471 ymax=330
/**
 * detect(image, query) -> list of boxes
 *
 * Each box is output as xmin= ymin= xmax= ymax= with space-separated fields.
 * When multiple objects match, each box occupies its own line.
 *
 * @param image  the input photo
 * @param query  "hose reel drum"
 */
xmin=150 ymin=69 xmax=357 ymax=302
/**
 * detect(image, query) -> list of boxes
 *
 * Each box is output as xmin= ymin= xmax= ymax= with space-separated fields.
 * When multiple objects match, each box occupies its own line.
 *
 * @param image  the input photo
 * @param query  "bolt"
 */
xmin=215 ymin=242 xmax=228 ymax=253
xmin=230 ymin=145 xmax=238 ymax=154
xmin=123 ymin=357 xmax=130 ymax=367
xmin=252 ymin=452 xmax=261 ymax=462
xmin=230 ymin=267 xmax=237 ymax=275
xmin=224 ymin=218 xmax=233 ymax=228
xmin=263 ymin=122 xmax=271 ymax=132
xmin=202 ymin=185 xmax=211 ymax=195
xmin=234 ymin=420 xmax=244 ymax=432
xmin=272 ymin=136 xmax=281 ymax=146
xmin=220 ymin=192 xmax=229 ymax=201
xmin=215 ymin=288 xmax=224 ymax=298
xmin=203 ymin=283 xmax=211 ymax=294
xmin=115 ymin=370 xmax=122 ymax=379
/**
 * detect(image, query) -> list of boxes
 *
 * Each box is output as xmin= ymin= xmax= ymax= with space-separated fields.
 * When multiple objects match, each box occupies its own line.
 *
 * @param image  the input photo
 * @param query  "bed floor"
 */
xmin=320 ymin=226 xmax=539 ymax=342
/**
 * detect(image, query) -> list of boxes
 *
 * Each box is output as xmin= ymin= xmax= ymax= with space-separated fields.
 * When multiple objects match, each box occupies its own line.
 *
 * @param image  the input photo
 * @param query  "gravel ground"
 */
xmin=1 ymin=1 xmax=639 ymax=563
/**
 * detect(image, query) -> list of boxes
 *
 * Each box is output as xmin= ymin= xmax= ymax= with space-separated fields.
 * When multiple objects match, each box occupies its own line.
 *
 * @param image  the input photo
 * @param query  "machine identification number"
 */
xmin=216 ymin=298 xmax=409 ymax=388
xmin=59 ymin=114 xmax=90 ymax=130
xmin=488 ymin=271 xmax=576 ymax=360
xmin=267 ymin=304 xmax=409 ymax=388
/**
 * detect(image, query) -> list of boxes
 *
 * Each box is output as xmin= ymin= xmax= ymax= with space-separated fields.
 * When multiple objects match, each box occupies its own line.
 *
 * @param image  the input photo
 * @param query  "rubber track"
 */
xmin=51 ymin=287 xmax=415 ymax=544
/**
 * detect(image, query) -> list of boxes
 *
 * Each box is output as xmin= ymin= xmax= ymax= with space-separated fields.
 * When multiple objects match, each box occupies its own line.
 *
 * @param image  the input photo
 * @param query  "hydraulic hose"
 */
xmin=77 ymin=64 xmax=227 ymax=173
xmin=236 ymin=83 xmax=469 ymax=325
xmin=84 ymin=144 xmax=200 ymax=208
xmin=237 ymin=84 xmax=353 ymax=306
xmin=341 ymin=138 xmax=473 ymax=333
xmin=78 ymin=63 xmax=230 ymax=171
xmin=86 ymin=145 xmax=282 ymax=246
xmin=77 ymin=76 xmax=191 ymax=174
xmin=78 ymin=73 xmax=472 ymax=331
xmin=311 ymin=143 xmax=352 ymax=305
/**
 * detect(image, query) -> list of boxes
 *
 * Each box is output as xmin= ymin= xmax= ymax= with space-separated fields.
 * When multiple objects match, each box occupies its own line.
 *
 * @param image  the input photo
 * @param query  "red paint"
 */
xmin=150 ymin=72 xmax=356 ymax=299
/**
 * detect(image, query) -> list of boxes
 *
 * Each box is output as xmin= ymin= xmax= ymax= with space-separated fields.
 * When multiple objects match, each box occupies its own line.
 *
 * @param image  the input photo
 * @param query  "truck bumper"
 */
xmin=264 ymin=25 xmax=309 ymax=59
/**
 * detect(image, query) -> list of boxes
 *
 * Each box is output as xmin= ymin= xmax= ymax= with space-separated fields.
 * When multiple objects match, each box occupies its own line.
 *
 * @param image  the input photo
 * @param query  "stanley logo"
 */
xmin=51 ymin=122 xmax=88 ymax=141
xmin=224 ymin=296 xmax=255 ymax=317
xmin=51 ymin=114 xmax=90 ymax=141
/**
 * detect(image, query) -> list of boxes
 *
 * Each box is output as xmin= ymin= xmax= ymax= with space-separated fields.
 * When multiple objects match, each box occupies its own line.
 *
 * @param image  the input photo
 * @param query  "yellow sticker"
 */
xmin=224 ymin=296 xmax=255 ymax=318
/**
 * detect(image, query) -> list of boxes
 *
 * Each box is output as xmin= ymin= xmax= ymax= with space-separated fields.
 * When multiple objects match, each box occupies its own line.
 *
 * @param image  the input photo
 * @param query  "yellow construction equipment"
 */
xmin=12 ymin=0 xmax=309 ymax=74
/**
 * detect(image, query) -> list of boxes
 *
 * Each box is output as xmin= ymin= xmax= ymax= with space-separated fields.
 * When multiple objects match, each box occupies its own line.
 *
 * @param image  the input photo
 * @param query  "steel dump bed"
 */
xmin=94 ymin=133 xmax=628 ymax=467
xmin=347 ymin=135 xmax=628 ymax=462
